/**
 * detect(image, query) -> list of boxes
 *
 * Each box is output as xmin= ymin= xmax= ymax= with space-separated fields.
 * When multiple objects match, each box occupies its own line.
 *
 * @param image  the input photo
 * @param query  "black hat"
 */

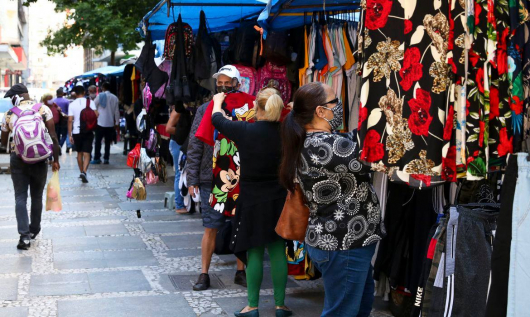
xmin=56 ymin=87 xmax=64 ymax=95
xmin=4 ymin=83 xmax=28 ymax=98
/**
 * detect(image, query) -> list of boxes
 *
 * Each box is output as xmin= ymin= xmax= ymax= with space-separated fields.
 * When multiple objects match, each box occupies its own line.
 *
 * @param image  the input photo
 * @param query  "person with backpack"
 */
xmin=68 ymin=85 xmax=98 ymax=183
xmin=91 ymin=82 xmax=120 ymax=165
xmin=1 ymin=84 xmax=61 ymax=250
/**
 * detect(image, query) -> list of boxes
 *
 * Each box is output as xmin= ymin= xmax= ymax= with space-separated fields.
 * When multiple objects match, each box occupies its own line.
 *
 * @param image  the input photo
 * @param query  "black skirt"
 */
xmin=230 ymin=180 xmax=287 ymax=264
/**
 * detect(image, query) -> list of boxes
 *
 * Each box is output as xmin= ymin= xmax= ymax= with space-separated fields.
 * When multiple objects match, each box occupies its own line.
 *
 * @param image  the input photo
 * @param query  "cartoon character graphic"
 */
xmin=233 ymin=103 xmax=256 ymax=122
xmin=211 ymin=142 xmax=241 ymax=216
xmin=240 ymin=77 xmax=250 ymax=94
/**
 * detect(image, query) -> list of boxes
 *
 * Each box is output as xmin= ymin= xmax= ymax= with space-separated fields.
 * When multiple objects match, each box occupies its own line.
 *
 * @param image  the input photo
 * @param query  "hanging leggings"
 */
xmin=246 ymin=239 xmax=288 ymax=307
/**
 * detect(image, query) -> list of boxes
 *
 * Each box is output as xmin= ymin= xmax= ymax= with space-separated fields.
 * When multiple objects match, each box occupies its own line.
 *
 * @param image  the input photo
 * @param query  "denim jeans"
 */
xmin=508 ymin=153 xmax=530 ymax=316
xmin=56 ymin=125 xmax=69 ymax=149
xmin=307 ymin=243 xmax=377 ymax=317
xmin=10 ymin=153 xmax=48 ymax=240
xmin=169 ymin=139 xmax=185 ymax=209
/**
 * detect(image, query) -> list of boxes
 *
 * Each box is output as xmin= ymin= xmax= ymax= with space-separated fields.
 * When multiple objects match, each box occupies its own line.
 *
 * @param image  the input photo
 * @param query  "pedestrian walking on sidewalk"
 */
xmin=1 ymin=84 xmax=61 ymax=250
xmin=91 ymin=82 xmax=120 ymax=165
xmin=165 ymin=102 xmax=190 ymax=214
xmin=42 ymin=93 xmax=65 ymax=158
xmin=212 ymin=88 xmax=291 ymax=317
xmin=279 ymin=82 xmax=385 ymax=317
xmin=53 ymin=87 xmax=72 ymax=153
xmin=88 ymin=85 xmax=97 ymax=101
xmin=68 ymin=85 xmax=98 ymax=183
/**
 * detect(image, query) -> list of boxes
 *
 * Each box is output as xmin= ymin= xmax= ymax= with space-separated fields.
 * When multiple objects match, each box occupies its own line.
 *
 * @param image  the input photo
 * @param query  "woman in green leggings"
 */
xmin=211 ymin=86 xmax=292 ymax=317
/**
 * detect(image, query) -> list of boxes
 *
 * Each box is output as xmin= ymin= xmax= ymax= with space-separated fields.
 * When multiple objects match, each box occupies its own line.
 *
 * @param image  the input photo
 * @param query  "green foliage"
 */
xmin=25 ymin=0 xmax=159 ymax=55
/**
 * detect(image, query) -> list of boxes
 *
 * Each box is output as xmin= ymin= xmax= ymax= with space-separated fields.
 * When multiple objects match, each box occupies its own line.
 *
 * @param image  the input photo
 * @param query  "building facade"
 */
xmin=0 ymin=0 xmax=29 ymax=87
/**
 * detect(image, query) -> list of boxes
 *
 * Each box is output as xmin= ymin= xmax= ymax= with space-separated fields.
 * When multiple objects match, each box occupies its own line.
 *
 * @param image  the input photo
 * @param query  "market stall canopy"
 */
xmin=140 ymin=0 xmax=279 ymax=41
xmin=258 ymin=0 xmax=360 ymax=33
xmin=79 ymin=65 xmax=126 ymax=78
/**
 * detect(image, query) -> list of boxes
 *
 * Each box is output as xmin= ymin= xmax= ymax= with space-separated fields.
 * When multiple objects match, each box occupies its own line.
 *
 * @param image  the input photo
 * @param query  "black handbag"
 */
xmin=214 ymin=220 xmax=233 ymax=255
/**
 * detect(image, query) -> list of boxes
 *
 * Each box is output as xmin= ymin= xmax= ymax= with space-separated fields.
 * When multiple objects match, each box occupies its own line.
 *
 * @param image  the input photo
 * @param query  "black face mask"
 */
xmin=217 ymin=85 xmax=234 ymax=94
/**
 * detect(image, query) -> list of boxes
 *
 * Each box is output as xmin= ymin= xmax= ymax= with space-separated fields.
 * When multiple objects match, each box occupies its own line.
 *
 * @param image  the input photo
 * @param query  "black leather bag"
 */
xmin=214 ymin=220 xmax=233 ymax=255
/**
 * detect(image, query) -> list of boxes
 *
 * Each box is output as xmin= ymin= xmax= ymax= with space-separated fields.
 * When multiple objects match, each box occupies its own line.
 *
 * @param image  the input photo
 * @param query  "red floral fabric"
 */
xmin=399 ymin=48 xmax=423 ymax=91
xmin=361 ymin=130 xmax=385 ymax=162
xmin=365 ymin=0 xmax=393 ymax=30
xmin=408 ymin=88 xmax=433 ymax=137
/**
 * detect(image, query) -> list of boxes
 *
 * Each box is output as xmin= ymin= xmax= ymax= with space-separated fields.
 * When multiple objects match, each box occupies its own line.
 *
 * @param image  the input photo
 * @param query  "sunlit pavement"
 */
xmin=0 ymin=142 xmax=392 ymax=317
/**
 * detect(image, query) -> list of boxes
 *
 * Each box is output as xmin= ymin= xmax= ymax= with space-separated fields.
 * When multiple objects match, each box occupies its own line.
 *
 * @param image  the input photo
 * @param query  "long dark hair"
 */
xmin=280 ymin=82 xmax=328 ymax=192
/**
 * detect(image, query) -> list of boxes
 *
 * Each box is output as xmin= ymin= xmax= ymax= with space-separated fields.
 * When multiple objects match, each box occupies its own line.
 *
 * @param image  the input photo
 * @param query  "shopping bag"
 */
xmin=45 ymin=171 xmax=62 ymax=211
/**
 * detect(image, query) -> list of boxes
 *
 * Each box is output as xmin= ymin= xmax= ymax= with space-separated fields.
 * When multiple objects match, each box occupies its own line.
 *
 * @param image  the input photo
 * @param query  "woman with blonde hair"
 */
xmin=211 ymin=88 xmax=292 ymax=317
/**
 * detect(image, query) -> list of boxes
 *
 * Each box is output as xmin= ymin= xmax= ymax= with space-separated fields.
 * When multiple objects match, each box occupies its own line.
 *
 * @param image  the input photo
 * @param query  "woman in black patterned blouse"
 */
xmin=279 ymin=82 xmax=385 ymax=317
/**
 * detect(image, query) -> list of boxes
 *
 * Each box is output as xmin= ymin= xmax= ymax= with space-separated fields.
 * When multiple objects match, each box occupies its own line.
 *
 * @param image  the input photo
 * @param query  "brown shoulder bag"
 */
xmin=275 ymin=183 xmax=310 ymax=242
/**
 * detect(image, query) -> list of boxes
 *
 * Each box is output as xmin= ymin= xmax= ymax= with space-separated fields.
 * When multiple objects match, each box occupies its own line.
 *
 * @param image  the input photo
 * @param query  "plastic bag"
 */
xmin=146 ymin=169 xmax=159 ymax=185
xmin=45 ymin=171 xmax=62 ymax=211
xmin=139 ymin=148 xmax=152 ymax=173
xmin=127 ymin=143 xmax=141 ymax=168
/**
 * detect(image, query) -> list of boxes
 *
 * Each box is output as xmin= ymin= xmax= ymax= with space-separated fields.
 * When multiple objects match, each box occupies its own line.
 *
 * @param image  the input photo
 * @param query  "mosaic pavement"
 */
xmin=0 ymin=144 xmax=393 ymax=317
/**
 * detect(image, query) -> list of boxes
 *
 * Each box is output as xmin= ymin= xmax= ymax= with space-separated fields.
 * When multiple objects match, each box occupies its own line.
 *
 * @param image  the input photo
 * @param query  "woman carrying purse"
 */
xmin=279 ymin=82 xmax=385 ymax=317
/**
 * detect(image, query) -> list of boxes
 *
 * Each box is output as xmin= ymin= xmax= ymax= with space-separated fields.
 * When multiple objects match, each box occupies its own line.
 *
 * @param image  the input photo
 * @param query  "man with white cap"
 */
xmin=187 ymin=65 xmax=248 ymax=291
xmin=212 ymin=65 xmax=242 ymax=94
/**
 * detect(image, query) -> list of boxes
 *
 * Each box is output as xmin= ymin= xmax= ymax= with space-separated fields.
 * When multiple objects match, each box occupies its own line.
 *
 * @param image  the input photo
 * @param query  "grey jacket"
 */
xmin=186 ymin=102 xmax=213 ymax=187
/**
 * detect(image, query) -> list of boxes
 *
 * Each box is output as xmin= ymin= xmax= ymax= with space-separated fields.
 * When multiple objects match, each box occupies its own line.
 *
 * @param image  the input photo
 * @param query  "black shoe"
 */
xmin=193 ymin=273 xmax=210 ymax=291
xmin=80 ymin=172 xmax=88 ymax=183
xmin=30 ymin=231 xmax=40 ymax=240
xmin=17 ymin=239 xmax=30 ymax=250
xmin=234 ymin=270 xmax=247 ymax=287
xmin=103 ymin=160 xmax=109 ymax=165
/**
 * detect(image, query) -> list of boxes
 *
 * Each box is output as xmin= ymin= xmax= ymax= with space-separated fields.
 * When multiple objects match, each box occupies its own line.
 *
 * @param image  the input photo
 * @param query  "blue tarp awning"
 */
xmin=258 ymin=0 xmax=360 ymax=33
xmin=141 ymin=0 xmax=276 ymax=41
xmin=79 ymin=65 xmax=126 ymax=78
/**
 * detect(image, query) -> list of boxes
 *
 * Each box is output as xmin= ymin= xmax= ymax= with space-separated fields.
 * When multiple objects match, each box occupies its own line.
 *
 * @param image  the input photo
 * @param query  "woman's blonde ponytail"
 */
xmin=263 ymin=93 xmax=284 ymax=122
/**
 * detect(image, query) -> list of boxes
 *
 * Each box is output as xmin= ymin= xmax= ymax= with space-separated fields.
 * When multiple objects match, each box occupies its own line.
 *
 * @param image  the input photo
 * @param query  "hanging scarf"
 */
xmin=98 ymin=92 xmax=108 ymax=109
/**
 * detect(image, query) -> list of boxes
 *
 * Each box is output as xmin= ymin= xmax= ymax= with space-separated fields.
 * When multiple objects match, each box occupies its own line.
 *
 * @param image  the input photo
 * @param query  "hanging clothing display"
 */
xmin=355 ymin=0 xmax=530 ymax=187
xmin=485 ymin=154 xmax=518 ymax=317
xmin=373 ymin=183 xmax=441 ymax=296
xmin=298 ymin=19 xmax=359 ymax=131
xmin=195 ymin=92 xmax=256 ymax=216
xmin=135 ymin=33 xmax=169 ymax=95
xmin=484 ymin=153 xmax=530 ymax=316
xmin=357 ymin=0 xmax=452 ymax=188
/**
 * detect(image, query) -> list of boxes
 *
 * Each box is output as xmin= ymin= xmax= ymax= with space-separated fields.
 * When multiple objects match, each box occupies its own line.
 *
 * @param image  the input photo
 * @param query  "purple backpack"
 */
xmin=11 ymin=103 xmax=53 ymax=164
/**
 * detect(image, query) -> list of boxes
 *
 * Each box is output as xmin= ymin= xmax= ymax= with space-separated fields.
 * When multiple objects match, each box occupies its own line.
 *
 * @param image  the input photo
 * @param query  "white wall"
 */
xmin=27 ymin=0 xmax=84 ymax=91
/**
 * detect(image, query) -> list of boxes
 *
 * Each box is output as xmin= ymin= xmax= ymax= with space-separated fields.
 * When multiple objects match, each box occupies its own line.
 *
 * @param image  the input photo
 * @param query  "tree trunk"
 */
xmin=110 ymin=51 xmax=116 ymax=66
